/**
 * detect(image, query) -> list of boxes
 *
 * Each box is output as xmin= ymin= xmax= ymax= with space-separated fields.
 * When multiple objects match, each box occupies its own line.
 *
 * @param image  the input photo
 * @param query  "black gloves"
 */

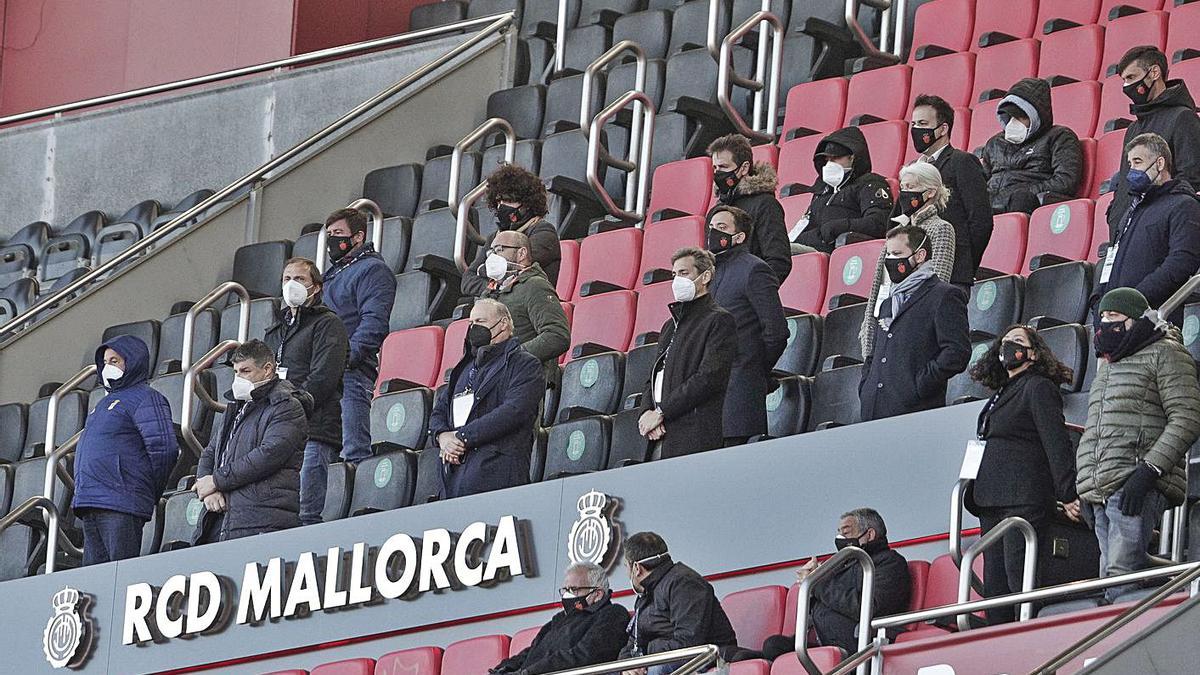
xmin=1119 ymin=463 xmax=1160 ymax=516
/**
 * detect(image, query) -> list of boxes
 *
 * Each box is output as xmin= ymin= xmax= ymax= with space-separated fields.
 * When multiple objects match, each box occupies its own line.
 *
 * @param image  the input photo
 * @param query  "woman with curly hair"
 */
xmin=966 ymin=324 xmax=1081 ymax=624
xmin=460 ymin=163 xmax=561 ymax=296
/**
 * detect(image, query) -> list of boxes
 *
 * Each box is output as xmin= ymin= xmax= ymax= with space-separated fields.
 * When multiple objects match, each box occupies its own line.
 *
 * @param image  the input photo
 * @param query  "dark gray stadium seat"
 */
xmin=818 ymin=303 xmax=865 ymax=369
xmin=140 ymin=499 xmax=165 ymax=556
xmin=947 ymin=340 xmax=993 ymax=404
xmin=765 ymin=375 xmax=812 ymax=438
xmin=1039 ymin=323 xmax=1089 ymax=393
xmin=0 ymin=525 xmax=39 ymax=580
xmin=412 ymin=447 xmax=443 ymax=505
xmin=808 ymin=364 xmax=863 ymax=431
xmin=0 ymin=464 xmax=13 ymax=515
xmin=160 ymin=491 xmax=201 ymax=551
xmin=604 ymin=58 xmax=667 ymax=119
xmin=1021 ymin=261 xmax=1092 ymax=328
xmin=0 ymin=221 xmax=48 ymax=288
xmin=94 ymin=199 xmax=161 ymax=266
xmin=371 ymin=388 xmax=433 ymax=452
xmin=544 ymin=74 xmax=605 ymax=136
xmin=39 ymin=210 xmax=106 ymax=283
xmin=469 ymin=0 xmax=524 ymax=23
xmin=621 ymin=343 xmax=657 ymax=405
xmin=389 ymin=271 xmax=444 ymax=331
xmin=363 ymin=164 xmax=423 ymax=219
xmin=410 ymin=0 xmax=467 ymax=30
xmin=561 ymin=23 xmax=612 ymax=74
xmin=24 ymin=392 xmax=87 ymax=459
xmin=292 ymin=230 xmax=320 ymax=268
xmin=418 ymin=152 xmax=481 ymax=213
xmin=151 ymin=370 xmax=217 ymax=450
xmin=774 ymin=313 xmax=823 ymax=376
xmin=608 ymin=408 xmax=650 ymax=468
xmin=349 ymin=451 xmax=416 ymax=515
xmin=652 ymin=46 xmax=752 ymax=168
xmin=207 ymin=366 xmax=236 ymax=434
xmin=544 ymin=415 xmax=613 ymax=479
xmin=233 ymin=240 xmax=293 ymax=299
xmin=521 ymin=0 xmax=580 ymax=38
xmin=488 ymin=85 xmax=547 ymax=141
xmin=102 ymin=319 xmax=161 ymax=371
xmin=557 ymin=351 xmax=625 ymax=422
xmin=581 ymin=0 xmax=646 ymax=26
xmin=531 ymin=428 xmax=548 ymax=482
xmin=158 ymin=307 xmax=219 ymax=375
xmin=320 ymin=462 xmax=355 ymax=522
xmin=219 ymin=297 xmax=278 ymax=342
xmin=541 ymin=129 xmax=610 ymax=238
xmin=613 ymin=10 xmax=672 ymax=60
xmin=0 ymin=278 xmax=37 ymax=325
xmin=38 ymin=266 xmax=91 ymax=305
xmin=968 ymin=275 xmax=1024 ymax=340
xmin=732 ymin=0 xmax=790 ymax=31
xmin=0 ymin=403 xmax=28 ymax=464
xmin=154 ymin=189 xmax=215 ymax=230
xmin=669 ymin=0 xmax=729 ymax=55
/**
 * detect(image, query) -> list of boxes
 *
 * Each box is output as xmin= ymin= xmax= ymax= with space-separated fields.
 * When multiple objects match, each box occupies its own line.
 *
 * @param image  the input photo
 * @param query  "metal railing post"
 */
xmin=449 ymin=118 xmax=516 ymax=274
xmin=315 ymin=198 xmax=387 ymax=272
xmin=540 ymin=645 xmax=720 ymax=675
xmin=42 ymin=366 xmax=97 ymax=501
xmin=949 ymin=478 xmax=969 ymax=565
xmin=795 ymin=546 xmax=876 ymax=675
xmin=181 ymin=281 xmax=250 ymax=371
xmin=706 ymin=0 xmax=724 ymax=60
xmin=717 ymin=11 xmax=784 ymax=143
xmin=0 ymin=497 xmax=64 ymax=573
xmin=585 ymin=91 xmax=656 ymax=224
xmin=42 ymin=429 xmax=81 ymax=510
xmin=957 ymin=516 xmax=1038 ymax=630
xmin=843 ymin=0 xmax=901 ymax=66
xmin=554 ymin=0 xmax=569 ymax=74
xmin=581 ymin=41 xmax=647 ymax=212
xmin=181 ymin=340 xmax=240 ymax=458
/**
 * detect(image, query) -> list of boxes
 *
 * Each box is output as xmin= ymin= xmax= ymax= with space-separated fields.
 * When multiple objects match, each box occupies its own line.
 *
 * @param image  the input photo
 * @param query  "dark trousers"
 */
xmin=439 ymin=448 xmax=529 ymax=499
xmin=80 ymin=509 xmax=145 ymax=565
xmin=976 ymin=504 xmax=1048 ymax=624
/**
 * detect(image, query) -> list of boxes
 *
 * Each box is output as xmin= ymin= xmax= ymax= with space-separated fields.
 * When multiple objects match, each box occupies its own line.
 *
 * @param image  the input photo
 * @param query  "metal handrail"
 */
xmin=42 ymin=429 xmax=81 ymax=507
xmin=581 ymin=41 xmax=648 ymax=215
xmin=585 ymin=91 xmax=656 ymax=224
xmin=181 ymin=340 xmax=241 ymax=457
xmin=706 ymin=0 xmax=726 ymax=59
xmin=717 ymin=11 xmax=784 ymax=143
xmin=448 ymin=118 xmax=516 ymax=213
xmin=1032 ymin=562 xmax=1200 ymax=673
xmin=948 ymin=478 xmax=970 ymax=565
xmin=1151 ymin=272 xmax=1200 ymax=320
xmin=315 ymin=199 xmax=387 ymax=272
xmin=796 ymin=546 xmax=876 ymax=675
xmin=42 ymin=365 xmax=97 ymax=497
xmin=545 ymin=644 xmax=720 ymax=675
xmin=958 ymin=516 xmax=1037 ymax=629
xmin=0 ymin=13 xmax=517 ymax=339
xmin=0 ymin=497 xmax=66 ymax=573
xmin=827 ymin=638 xmax=884 ymax=675
xmin=181 ymin=282 xmax=250 ymax=371
xmin=844 ymin=0 xmax=905 ymax=64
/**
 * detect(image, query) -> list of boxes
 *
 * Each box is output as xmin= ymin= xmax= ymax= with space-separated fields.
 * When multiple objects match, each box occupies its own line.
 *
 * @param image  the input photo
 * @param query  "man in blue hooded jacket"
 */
xmin=74 ymin=335 xmax=178 ymax=564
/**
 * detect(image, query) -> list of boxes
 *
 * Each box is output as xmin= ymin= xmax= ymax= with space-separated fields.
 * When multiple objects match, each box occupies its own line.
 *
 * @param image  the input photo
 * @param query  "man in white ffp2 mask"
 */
xmin=793 ymin=126 xmax=895 ymax=254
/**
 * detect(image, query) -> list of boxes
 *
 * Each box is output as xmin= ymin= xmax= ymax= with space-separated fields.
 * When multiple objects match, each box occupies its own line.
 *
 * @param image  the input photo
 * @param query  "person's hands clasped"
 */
xmin=1061 ymin=499 xmax=1083 ymax=523
xmin=646 ymin=424 xmax=666 ymax=441
xmin=202 ymin=491 xmax=227 ymax=513
xmin=438 ymin=431 xmax=467 ymax=465
xmin=621 ymin=668 xmax=648 ymax=675
xmin=638 ymin=409 xmax=664 ymax=437
xmin=795 ymin=557 xmax=819 ymax=584
xmin=194 ymin=475 xmax=218 ymax=499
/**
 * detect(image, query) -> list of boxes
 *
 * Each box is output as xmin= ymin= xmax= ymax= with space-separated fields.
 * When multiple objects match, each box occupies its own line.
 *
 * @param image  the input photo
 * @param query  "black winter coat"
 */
xmin=967 ymin=372 xmax=1078 ymax=513
xmin=710 ymin=246 xmax=789 ymax=438
xmin=859 ymin=275 xmax=970 ymax=421
xmin=461 ymin=218 xmax=562 ymax=296
xmin=796 ymin=126 xmax=895 ymax=253
xmin=619 ymin=561 xmax=738 ymax=660
xmin=1097 ymin=178 xmax=1200 ymax=324
xmin=931 ymin=146 xmax=993 ymax=284
xmin=1106 ymin=80 xmax=1200 ymax=234
xmin=717 ymin=162 xmax=793 ymax=282
xmin=194 ymin=378 xmax=311 ymax=542
xmin=812 ymin=540 xmax=910 ymax=653
xmin=980 ymin=78 xmax=1083 ymax=214
xmin=263 ymin=299 xmax=349 ymax=446
xmin=642 ymin=294 xmax=736 ymax=458
xmin=493 ymin=595 xmax=629 ymax=674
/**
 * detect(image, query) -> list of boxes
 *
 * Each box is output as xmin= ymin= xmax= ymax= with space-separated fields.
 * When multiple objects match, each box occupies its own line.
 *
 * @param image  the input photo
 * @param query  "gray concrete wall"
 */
xmin=0 ymin=32 xmax=474 ymax=235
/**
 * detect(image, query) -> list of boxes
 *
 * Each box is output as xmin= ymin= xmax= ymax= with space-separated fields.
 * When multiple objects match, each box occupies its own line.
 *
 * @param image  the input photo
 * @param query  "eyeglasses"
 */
xmin=489 ymin=244 xmax=522 ymax=254
xmin=559 ymin=586 xmax=599 ymax=596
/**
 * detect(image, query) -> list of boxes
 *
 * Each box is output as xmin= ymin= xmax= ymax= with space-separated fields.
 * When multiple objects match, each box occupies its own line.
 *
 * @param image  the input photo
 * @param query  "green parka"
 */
xmin=483 ymin=263 xmax=570 ymax=368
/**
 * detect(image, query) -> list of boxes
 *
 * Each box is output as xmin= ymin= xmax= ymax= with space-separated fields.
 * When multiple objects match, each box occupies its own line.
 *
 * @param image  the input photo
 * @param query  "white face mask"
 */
xmin=671 ymin=275 xmax=697 ymax=303
xmin=232 ymin=375 xmax=257 ymax=401
xmin=101 ymin=363 xmax=124 ymax=388
xmin=484 ymin=252 xmax=510 ymax=281
xmin=822 ymin=161 xmax=847 ymax=189
xmin=1003 ymin=118 xmax=1028 ymax=144
xmin=281 ymin=279 xmax=310 ymax=308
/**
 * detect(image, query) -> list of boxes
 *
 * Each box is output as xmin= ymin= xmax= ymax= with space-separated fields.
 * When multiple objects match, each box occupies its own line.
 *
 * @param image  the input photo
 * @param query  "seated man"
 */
xmin=980 ymin=77 xmax=1082 ymax=215
xmin=760 ymin=509 xmax=911 ymax=659
xmin=490 ymin=562 xmax=629 ymax=675
xmin=462 ymin=163 xmax=562 ymax=295
xmin=793 ymin=126 xmax=894 ymax=254
xmin=618 ymin=532 xmax=738 ymax=675
xmin=479 ymin=229 xmax=571 ymax=370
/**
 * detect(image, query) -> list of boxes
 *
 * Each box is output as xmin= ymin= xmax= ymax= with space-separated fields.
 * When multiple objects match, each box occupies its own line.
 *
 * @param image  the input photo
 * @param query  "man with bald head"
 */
xmin=479 ymin=229 xmax=570 ymax=369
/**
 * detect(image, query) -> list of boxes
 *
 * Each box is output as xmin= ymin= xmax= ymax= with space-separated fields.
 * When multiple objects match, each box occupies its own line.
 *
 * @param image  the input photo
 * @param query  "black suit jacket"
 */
xmin=932 ymin=146 xmax=993 ymax=285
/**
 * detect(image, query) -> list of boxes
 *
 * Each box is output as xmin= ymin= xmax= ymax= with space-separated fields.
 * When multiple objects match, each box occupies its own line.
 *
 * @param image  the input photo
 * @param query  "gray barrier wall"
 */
xmin=0 ymin=403 xmax=985 ymax=674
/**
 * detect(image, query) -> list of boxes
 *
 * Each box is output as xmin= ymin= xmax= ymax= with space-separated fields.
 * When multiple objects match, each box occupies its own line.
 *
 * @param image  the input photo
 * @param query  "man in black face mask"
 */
xmin=758 ymin=509 xmax=910 ymax=659
xmin=490 ymin=562 xmax=628 ymax=675
xmin=706 ymin=205 xmax=788 ymax=445
xmin=859 ymin=225 xmax=970 ymax=422
xmin=428 ymin=298 xmax=544 ymax=499
xmin=708 ymin=133 xmax=792 ymax=282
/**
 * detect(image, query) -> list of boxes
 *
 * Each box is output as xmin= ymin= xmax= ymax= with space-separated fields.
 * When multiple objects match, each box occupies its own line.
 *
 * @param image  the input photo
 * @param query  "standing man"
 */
xmin=638 ymin=248 xmax=736 ymax=458
xmin=794 ymin=126 xmax=894 ymax=253
xmin=193 ymin=340 xmax=311 ymax=543
xmin=1077 ymin=288 xmax=1200 ymax=602
xmin=263 ymin=257 xmax=349 ymax=525
xmin=429 ymin=299 xmax=544 ymax=499
xmin=74 ymin=335 xmax=178 ymax=564
xmin=322 ymin=207 xmax=397 ymax=465
xmin=909 ymin=94 xmax=993 ymax=290
xmin=1107 ymin=46 xmax=1200 ymax=236
xmin=708 ymin=133 xmax=793 ymax=282
xmin=479 ymin=229 xmax=571 ymax=370
xmin=706 ymin=205 xmax=788 ymax=445
xmin=859 ymin=225 xmax=970 ymax=422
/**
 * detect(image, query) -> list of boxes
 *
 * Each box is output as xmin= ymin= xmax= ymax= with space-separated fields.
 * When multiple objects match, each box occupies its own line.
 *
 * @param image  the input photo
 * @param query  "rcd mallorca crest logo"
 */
xmin=43 ymin=587 xmax=93 ymax=669
xmin=567 ymin=490 xmax=621 ymax=571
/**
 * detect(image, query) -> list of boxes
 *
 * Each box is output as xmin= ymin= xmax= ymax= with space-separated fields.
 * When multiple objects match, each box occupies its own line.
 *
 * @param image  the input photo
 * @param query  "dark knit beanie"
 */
xmin=1098 ymin=287 xmax=1149 ymax=319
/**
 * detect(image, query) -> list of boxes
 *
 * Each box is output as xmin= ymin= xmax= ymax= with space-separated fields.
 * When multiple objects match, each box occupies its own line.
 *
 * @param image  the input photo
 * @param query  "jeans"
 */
xmin=340 ymin=366 xmax=376 ymax=464
xmin=300 ymin=440 xmax=339 ymax=525
xmin=80 ymin=509 xmax=146 ymax=565
xmin=1082 ymin=486 xmax=1168 ymax=603
xmin=648 ymin=664 xmax=683 ymax=675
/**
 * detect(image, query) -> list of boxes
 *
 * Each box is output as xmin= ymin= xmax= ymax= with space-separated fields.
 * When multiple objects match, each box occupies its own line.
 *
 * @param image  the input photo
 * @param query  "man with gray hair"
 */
xmin=429 ymin=298 xmax=545 ymax=498
xmin=490 ymin=562 xmax=628 ymax=675
xmin=759 ymin=508 xmax=910 ymax=659
xmin=1092 ymin=132 xmax=1200 ymax=325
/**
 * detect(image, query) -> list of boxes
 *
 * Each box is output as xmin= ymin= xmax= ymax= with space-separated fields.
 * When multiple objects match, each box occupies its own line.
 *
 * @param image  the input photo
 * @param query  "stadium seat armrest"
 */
xmin=974 ymin=266 xmax=1002 ymax=280
xmin=532 ymin=22 xmax=558 ymax=41
xmin=588 ymin=217 xmax=635 ymax=235
xmin=618 ymin=458 xmax=644 ymax=467
xmin=913 ymin=44 xmax=954 ymax=61
xmin=451 ymin=300 xmax=475 ymax=321
xmin=158 ymin=359 xmax=182 ymax=376
xmin=652 ymin=208 xmax=689 ymax=222
xmin=834 ymin=232 xmax=874 ymax=247
xmin=548 ymin=469 xmax=590 ymax=479
xmin=162 ymin=540 xmax=192 ymax=552
xmin=634 ymin=331 xmax=660 ymax=348
xmin=544 ymin=119 xmax=582 ymax=135
xmin=371 ymin=441 xmax=415 ymax=455
xmin=978 ymin=88 xmax=1007 ymax=103
xmin=800 ymin=18 xmax=853 ymax=47
xmin=828 ymin=293 xmax=866 ymax=311
xmin=815 ymin=421 xmax=846 ymax=430
xmin=545 ymin=175 xmax=596 ymax=203
xmin=1103 ymin=118 xmax=1133 ymax=134
xmin=678 ymin=42 xmax=706 ymax=53
xmin=413 ymin=254 xmax=463 ymax=282
xmin=1099 ymin=179 xmax=1113 ymax=195
xmin=952 ymin=395 xmax=984 ymax=405
xmin=821 ymin=355 xmax=863 ymax=371
xmin=558 ymin=407 xmax=604 ymax=424
xmin=748 ymin=434 xmax=772 ymax=443
xmin=1107 ymin=5 xmax=1146 ymax=21
xmin=671 ymin=96 xmax=728 ymax=127
xmin=590 ymin=9 xmax=621 ymax=27
xmin=379 ymin=378 xmax=423 ymax=394
xmin=571 ymin=342 xmax=618 ymax=360
xmin=1027 ymin=315 xmax=1066 ymax=330
xmin=970 ymin=329 xmax=998 ymax=342
xmin=977 ymin=31 xmax=1017 ymax=49
xmin=1042 ymin=18 xmax=1082 ymax=35
xmin=1028 ymin=253 xmax=1070 ymax=272
xmin=623 ymin=393 xmax=644 ymax=410
xmin=421 ymin=198 xmax=450 ymax=212
xmin=1174 ymin=48 xmax=1200 ymax=64
xmin=425 ymin=145 xmax=454 ymax=160
xmin=643 ymin=268 xmax=674 ymax=285
xmin=784 ymin=126 xmax=820 ymax=142
xmin=579 ymin=280 xmax=625 ymax=297
xmin=177 ymin=475 xmax=197 ymax=491
xmin=1046 ymin=75 xmax=1079 ymax=87
xmin=849 ymin=113 xmax=885 ymax=126
xmin=780 ymin=182 xmax=811 ymax=198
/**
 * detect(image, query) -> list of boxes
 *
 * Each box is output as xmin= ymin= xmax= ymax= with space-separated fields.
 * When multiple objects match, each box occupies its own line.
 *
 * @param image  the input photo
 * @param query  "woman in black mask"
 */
xmin=967 ymin=324 xmax=1080 ymax=624
xmin=860 ymin=161 xmax=957 ymax=357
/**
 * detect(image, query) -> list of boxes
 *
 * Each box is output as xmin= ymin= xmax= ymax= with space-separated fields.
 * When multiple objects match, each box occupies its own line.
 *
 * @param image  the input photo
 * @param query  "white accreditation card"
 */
xmin=959 ymin=440 xmax=986 ymax=480
xmin=452 ymin=391 xmax=475 ymax=428
xmin=788 ymin=216 xmax=810 ymax=241
xmin=653 ymin=369 xmax=664 ymax=404
xmin=1099 ymin=243 xmax=1118 ymax=283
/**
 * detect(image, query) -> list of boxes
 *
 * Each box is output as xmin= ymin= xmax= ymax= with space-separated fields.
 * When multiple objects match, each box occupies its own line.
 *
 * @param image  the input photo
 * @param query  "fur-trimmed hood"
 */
xmin=734 ymin=161 xmax=778 ymax=197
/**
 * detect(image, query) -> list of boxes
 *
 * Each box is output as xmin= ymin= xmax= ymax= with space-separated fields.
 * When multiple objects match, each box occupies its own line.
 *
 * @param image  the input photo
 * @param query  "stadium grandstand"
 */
xmin=1 ymin=0 xmax=1200 ymax=673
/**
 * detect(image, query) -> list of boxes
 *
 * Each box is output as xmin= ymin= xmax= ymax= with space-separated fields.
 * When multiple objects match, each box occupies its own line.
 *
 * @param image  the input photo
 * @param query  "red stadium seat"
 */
xmin=311 ymin=658 xmax=374 ymax=675
xmin=1050 ymin=80 xmax=1101 ymax=139
xmin=558 ymin=300 xmax=575 ymax=365
xmin=1078 ymin=138 xmax=1097 ymax=199
xmin=980 ymin=212 xmax=1030 ymax=276
xmin=783 ymin=582 xmax=800 ymax=635
xmin=968 ymin=97 xmax=1001 ymax=152
xmin=442 ymin=635 xmax=510 ymax=675
xmin=753 ymin=143 xmax=779 ymax=170
xmin=375 ymin=646 xmax=442 ymax=675
xmin=1091 ymin=192 xmax=1116 ymax=262
xmin=509 ymin=626 xmax=541 ymax=657
xmin=971 ymin=39 xmax=1039 ymax=105
xmin=1175 ymin=59 xmax=1200 ymax=99
xmin=263 ymin=671 xmax=307 ymax=675
xmin=571 ymin=290 xmax=637 ymax=358
xmin=557 ymin=239 xmax=579 ymax=300
xmin=859 ymin=121 xmax=908 ymax=179
xmin=723 ymin=585 xmax=788 ymax=650
xmin=779 ymin=252 xmax=829 ymax=315
xmin=1101 ymin=12 xmax=1168 ymax=76
xmin=1036 ymin=0 xmax=1101 ymax=31
xmin=1097 ymin=75 xmax=1133 ymax=135
xmin=441 ymin=319 xmax=469 ymax=381
xmin=908 ymin=0 xmax=975 ymax=61
xmin=573 ymin=227 xmax=643 ymax=300
xmin=776 ymin=135 xmax=824 ymax=196
xmin=1024 ymin=199 xmax=1095 ymax=271
xmin=903 ymin=107 xmax=971 ymax=164
xmin=377 ymin=326 xmax=443 ymax=392
xmin=823 ymin=240 xmax=883 ymax=314
xmin=1093 ymin=131 xmax=1126 ymax=197
xmin=845 ymin=65 xmax=911 ymax=125
xmin=638 ymin=216 xmax=705 ymax=288
xmin=923 ymin=553 xmax=983 ymax=610
xmin=769 ymin=648 xmax=845 ymax=673
xmin=782 ymin=78 xmax=849 ymax=141
xmin=1101 ymin=0 xmax=1164 ymax=23
xmin=730 ymin=660 xmax=771 ymax=675
xmin=909 ymin=52 xmax=976 ymax=109
xmin=633 ymin=281 xmax=675 ymax=344
xmin=646 ymin=157 xmax=714 ymax=221
xmin=780 ymin=193 xmax=814 ymax=239
xmin=1038 ymin=25 xmax=1104 ymax=83
xmin=972 ymin=0 xmax=1038 ymax=49
xmin=1167 ymin=2 xmax=1200 ymax=64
